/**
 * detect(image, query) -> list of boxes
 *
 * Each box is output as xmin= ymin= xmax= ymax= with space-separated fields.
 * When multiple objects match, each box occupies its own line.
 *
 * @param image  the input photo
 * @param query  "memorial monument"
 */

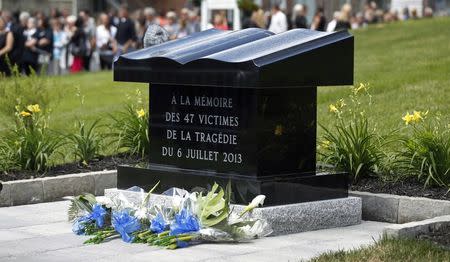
xmin=113 ymin=28 xmax=354 ymax=206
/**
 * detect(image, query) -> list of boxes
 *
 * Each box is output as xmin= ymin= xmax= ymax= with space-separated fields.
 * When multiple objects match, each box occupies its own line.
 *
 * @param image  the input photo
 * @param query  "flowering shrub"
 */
xmin=3 ymin=104 xmax=63 ymax=172
xmin=318 ymin=83 xmax=388 ymax=180
xmin=395 ymin=112 xmax=450 ymax=188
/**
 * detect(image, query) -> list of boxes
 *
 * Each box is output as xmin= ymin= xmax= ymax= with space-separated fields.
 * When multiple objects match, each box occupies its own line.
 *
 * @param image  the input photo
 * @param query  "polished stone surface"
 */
xmin=149 ymin=84 xmax=317 ymax=177
xmin=117 ymin=166 xmax=348 ymax=205
xmin=0 ymin=200 xmax=387 ymax=262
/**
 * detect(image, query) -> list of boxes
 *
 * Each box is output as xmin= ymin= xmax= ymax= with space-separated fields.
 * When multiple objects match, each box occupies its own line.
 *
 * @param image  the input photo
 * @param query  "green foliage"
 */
xmin=67 ymin=119 xmax=104 ymax=165
xmin=68 ymin=193 xmax=97 ymax=221
xmin=196 ymin=182 xmax=231 ymax=227
xmin=109 ymin=90 xmax=149 ymax=157
xmin=318 ymin=84 xmax=388 ymax=180
xmin=395 ymin=115 xmax=450 ymax=188
xmin=0 ymin=141 xmax=16 ymax=172
xmin=4 ymin=105 xmax=64 ymax=172
xmin=0 ymin=62 xmax=54 ymax=117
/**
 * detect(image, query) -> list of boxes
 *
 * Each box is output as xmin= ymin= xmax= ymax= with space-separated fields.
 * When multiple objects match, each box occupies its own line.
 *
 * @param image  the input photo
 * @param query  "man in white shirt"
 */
xmin=268 ymin=5 xmax=288 ymax=34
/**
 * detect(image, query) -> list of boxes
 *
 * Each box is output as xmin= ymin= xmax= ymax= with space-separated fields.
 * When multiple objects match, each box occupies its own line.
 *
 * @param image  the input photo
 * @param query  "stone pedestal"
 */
xmin=104 ymin=188 xmax=362 ymax=236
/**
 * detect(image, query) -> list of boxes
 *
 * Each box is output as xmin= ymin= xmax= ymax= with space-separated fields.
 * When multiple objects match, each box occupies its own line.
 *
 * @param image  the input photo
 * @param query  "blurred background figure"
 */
xmin=164 ymin=11 xmax=179 ymax=39
xmin=335 ymin=3 xmax=352 ymax=31
xmin=310 ymin=7 xmax=326 ymax=31
xmin=115 ymin=4 xmax=136 ymax=55
xmin=22 ymin=17 xmax=39 ymax=75
xmin=50 ymin=18 xmax=67 ymax=75
xmin=213 ymin=11 xmax=229 ymax=30
xmin=68 ymin=16 xmax=87 ymax=73
xmin=96 ymin=13 xmax=116 ymax=70
xmin=79 ymin=9 xmax=96 ymax=71
xmin=327 ymin=11 xmax=340 ymax=32
xmin=0 ymin=16 xmax=14 ymax=76
xmin=292 ymin=4 xmax=307 ymax=29
xmin=268 ymin=4 xmax=287 ymax=33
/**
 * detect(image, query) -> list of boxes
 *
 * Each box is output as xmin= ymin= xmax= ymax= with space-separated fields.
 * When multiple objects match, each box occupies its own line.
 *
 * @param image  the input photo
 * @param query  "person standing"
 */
xmin=310 ymin=8 xmax=326 ymax=31
xmin=163 ymin=11 xmax=179 ymax=39
xmin=0 ymin=16 xmax=14 ymax=76
xmin=50 ymin=18 xmax=67 ymax=75
xmin=292 ymin=4 xmax=308 ymax=29
xmin=115 ymin=5 xmax=136 ymax=55
xmin=79 ymin=10 xmax=95 ymax=71
xmin=335 ymin=4 xmax=352 ymax=31
xmin=36 ymin=16 xmax=53 ymax=74
xmin=268 ymin=5 xmax=288 ymax=34
xmin=68 ymin=17 xmax=87 ymax=73
xmin=96 ymin=13 xmax=117 ymax=70
xmin=22 ymin=17 xmax=39 ymax=75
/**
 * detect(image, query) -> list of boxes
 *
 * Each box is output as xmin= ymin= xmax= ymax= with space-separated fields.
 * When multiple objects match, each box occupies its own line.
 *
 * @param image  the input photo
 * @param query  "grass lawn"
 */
xmin=309 ymin=237 xmax=450 ymax=262
xmin=0 ymin=17 xmax=449 ymax=162
xmin=318 ymin=17 xmax=450 ymax=135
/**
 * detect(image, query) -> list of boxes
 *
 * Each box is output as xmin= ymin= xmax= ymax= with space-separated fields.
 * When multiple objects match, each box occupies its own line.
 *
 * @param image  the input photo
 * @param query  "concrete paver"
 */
xmin=0 ymin=201 xmax=391 ymax=261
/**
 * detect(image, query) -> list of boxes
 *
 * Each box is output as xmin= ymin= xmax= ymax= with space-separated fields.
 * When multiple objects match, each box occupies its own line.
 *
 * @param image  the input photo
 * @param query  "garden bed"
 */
xmin=0 ymin=154 xmax=142 ymax=182
xmin=351 ymin=176 xmax=450 ymax=201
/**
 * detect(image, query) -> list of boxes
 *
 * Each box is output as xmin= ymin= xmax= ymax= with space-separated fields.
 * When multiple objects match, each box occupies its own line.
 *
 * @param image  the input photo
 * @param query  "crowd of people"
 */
xmin=0 ymin=2 xmax=437 ymax=77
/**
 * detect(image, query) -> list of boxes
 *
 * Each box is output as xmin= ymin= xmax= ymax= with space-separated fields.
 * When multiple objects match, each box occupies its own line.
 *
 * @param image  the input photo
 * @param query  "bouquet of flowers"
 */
xmin=68 ymin=182 xmax=272 ymax=249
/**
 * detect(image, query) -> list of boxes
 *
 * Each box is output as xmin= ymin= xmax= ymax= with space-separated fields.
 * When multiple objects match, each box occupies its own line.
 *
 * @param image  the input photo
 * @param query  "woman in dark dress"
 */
xmin=0 ymin=16 xmax=14 ymax=76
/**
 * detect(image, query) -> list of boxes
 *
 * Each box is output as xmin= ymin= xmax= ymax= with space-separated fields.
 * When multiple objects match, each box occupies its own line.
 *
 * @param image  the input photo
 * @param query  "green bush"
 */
xmin=0 ymin=141 xmax=16 ymax=172
xmin=395 ymin=112 xmax=450 ymax=188
xmin=110 ymin=104 xmax=149 ymax=157
xmin=4 ymin=104 xmax=64 ymax=172
xmin=67 ymin=119 xmax=104 ymax=165
xmin=318 ymin=83 xmax=388 ymax=180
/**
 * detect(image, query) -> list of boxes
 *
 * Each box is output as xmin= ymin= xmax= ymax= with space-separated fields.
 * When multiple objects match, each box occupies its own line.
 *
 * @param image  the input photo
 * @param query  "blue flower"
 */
xmin=88 ymin=204 xmax=108 ymax=228
xmin=150 ymin=213 xmax=168 ymax=233
xmin=170 ymin=209 xmax=200 ymax=236
xmin=176 ymin=240 xmax=189 ymax=248
xmin=72 ymin=215 xmax=91 ymax=235
xmin=112 ymin=211 xmax=142 ymax=243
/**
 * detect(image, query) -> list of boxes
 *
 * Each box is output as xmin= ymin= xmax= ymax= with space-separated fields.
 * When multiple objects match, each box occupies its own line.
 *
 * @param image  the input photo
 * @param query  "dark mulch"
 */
xmin=417 ymin=225 xmax=450 ymax=250
xmin=0 ymin=154 xmax=144 ymax=182
xmin=351 ymin=176 xmax=450 ymax=201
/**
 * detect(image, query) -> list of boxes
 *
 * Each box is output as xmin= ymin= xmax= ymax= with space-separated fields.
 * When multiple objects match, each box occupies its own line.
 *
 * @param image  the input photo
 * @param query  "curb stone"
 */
xmin=383 ymin=215 xmax=450 ymax=238
xmin=1 ymin=170 xmax=117 ymax=206
xmin=350 ymin=191 xmax=450 ymax=223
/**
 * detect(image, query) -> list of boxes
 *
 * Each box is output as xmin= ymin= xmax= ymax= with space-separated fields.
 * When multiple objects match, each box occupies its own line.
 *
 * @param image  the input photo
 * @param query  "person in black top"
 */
xmin=36 ymin=16 xmax=53 ymax=72
xmin=115 ymin=5 xmax=136 ymax=55
xmin=0 ymin=16 xmax=14 ymax=76
xmin=293 ymin=4 xmax=308 ymax=28
xmin=310 ymin=8 xmax=326 ymax=31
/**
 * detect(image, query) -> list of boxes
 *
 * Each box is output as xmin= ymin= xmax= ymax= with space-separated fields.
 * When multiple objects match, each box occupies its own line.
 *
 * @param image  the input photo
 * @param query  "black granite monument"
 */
xmin=113 ymin=28 xmax=354 ymax=205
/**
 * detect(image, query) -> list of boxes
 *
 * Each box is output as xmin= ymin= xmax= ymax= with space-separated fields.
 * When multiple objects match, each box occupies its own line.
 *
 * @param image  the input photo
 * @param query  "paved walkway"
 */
xmin=0 ymin=201 xmax=390 ymax=262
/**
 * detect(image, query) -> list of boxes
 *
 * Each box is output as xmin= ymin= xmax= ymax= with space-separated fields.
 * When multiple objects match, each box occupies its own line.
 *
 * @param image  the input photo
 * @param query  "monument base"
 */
xmin=117 ymin=165 xmax=348 ymax=206
xmin=104 ymin=188 xmax=361 ymax=236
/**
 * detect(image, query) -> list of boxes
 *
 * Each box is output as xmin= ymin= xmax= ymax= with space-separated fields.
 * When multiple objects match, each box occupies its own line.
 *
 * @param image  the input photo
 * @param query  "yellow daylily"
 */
xmin=402 ymin=110 xmax=427 ymax=125
xmin=26 ymin=104 xmax=41 ymax=113
xmin=321 ymin=140 xmax=331 ymax=149
xmin=136 ymin=109 xmax=146 ymax=118
xmin=329 ymin=104 xmax=338 ymax=113
xmin=19 ymin=111 xmax=31 ymax=117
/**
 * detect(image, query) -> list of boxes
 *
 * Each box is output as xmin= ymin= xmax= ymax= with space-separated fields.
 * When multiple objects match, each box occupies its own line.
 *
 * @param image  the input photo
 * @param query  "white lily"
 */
xmin=240 ymin=195 xmax=266 ymax=217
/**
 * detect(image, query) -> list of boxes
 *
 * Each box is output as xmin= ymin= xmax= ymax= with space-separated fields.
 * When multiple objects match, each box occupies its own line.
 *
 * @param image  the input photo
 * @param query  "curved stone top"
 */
xmin=113 ymin=28 xmax=354 ymax=88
